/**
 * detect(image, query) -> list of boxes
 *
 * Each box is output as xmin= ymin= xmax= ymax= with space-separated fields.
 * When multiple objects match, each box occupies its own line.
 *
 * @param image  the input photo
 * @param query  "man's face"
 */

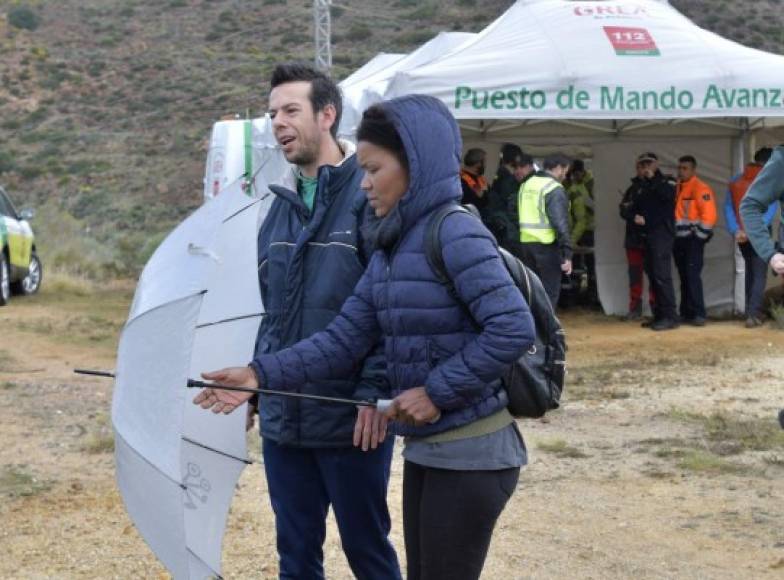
xmin=551 ymin=164 xmax=569 ymax=183
xmin=513 ymin=163 xmax=533 ymax=182
xmin=635 ymin=162 xmax=645 ymax=178
xmin=477 ymin=158 xmax=486 ymax=176
xmin=269 ymin=81 xmax=324 ymax=167
xmin=678 ymin=161 xmax=696 ymax=182
xmin=571 ymin=169 xmax=585 ymax=183
xmin=640 ymin=159 xmax=658 ymax=178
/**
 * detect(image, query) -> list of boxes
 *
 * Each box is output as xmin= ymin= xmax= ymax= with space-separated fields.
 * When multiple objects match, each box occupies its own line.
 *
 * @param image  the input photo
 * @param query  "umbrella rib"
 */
xmin=196 ymin=312 xmax=266 ymax=329
xmin=115 ymin=430 xmax=190 ymax=491
xmin=222 ymin=198 xmax=261 ymax=223
xmin=186 ymin=547 xmax=223 ymax=579
xmin=182 ymin=436 xmax=253 ymax=465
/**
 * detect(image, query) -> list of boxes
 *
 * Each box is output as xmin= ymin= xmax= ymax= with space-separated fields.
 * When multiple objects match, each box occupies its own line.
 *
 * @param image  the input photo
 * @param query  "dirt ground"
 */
xmin=1 ymin=281 xmax=783 ymax=579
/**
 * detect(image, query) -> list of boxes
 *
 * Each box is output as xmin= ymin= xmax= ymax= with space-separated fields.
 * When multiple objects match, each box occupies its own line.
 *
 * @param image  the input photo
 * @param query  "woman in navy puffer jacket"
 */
xmin=196 ymin=95 xmax=536 ymax=580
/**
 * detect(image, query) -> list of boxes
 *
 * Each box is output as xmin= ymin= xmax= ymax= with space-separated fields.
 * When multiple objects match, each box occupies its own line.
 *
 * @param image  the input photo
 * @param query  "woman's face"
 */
xmin=357 ymin=141 xmax=409 ymax=218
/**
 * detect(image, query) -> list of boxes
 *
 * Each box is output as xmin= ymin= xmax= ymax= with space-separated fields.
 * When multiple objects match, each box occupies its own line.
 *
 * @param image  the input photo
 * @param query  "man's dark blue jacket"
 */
xmin=252 ymin=96 xmax=535 ymax=438
xmin=254 ymin=143 xmax=387 ymax=447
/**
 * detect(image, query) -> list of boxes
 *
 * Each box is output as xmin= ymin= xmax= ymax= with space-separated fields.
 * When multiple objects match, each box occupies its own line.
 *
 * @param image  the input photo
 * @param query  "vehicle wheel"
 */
xmin=0 ymin=253 xmax=10 ymax=306
xmin=12 ymin=252 xmax=42 ymax=296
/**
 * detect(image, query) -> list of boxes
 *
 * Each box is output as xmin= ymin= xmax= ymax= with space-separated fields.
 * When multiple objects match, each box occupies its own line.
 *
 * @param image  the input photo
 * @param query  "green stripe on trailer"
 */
xmin=243 ymin=119 xmax=253 ymax=197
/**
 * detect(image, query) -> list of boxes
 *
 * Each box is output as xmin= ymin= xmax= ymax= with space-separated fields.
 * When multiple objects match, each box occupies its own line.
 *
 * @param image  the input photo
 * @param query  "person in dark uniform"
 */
xmin=631 ymin=152 xmax=679 ymax=331
xmin=484 ymin=143 xmax=534 ymax=251
xmin=619 ymin=160 xmax=655 ymax=319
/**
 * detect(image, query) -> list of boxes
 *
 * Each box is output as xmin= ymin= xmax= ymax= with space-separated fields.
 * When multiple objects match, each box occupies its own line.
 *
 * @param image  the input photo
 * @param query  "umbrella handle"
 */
xmin=375 ymin=399 xmax=394 ymax=413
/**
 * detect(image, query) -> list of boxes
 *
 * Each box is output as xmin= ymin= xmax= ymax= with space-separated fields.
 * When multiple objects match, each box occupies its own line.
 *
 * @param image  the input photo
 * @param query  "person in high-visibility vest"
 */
xmin=725 ymin=147 xmax=776 ymax=328
xmin=517 ymin=153 xmax=573 ymax=306
xmin=674 ymin=155 xmax=718 ymax=326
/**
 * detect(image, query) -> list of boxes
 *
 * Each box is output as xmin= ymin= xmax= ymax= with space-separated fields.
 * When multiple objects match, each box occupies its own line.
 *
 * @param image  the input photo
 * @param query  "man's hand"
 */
xmin=634 ymin=215 xmax=646 ymax=226
xmin=353 ymin=407 xmax=388 ymax=451
xmin=388 ymin=387 xmax=440 ymax=426
xmin=735 ymin=230 xmax=748 ymax=243
xmin=770 ymin=253 xmax=784 ymax=275
xmin=561 ymin=259 xmax=573 ymax=275
xmin=192 ymin=366 xmax=259 ymax=415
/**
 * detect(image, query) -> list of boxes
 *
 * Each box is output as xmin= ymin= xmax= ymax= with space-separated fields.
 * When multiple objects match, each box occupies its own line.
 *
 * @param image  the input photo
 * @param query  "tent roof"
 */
xmin=339 ymin=53 xmax=406 ymax=88
xmin=339 ymin=32 xmax=476 ymax=134
xmin=385 ymin=0 xmax=784 ymax=130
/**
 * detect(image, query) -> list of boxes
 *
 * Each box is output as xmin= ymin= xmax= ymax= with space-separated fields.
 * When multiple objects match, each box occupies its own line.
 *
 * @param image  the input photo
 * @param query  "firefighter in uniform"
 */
xmin=517 ymin=153 xmax=573 ymax=306
xmin=674 ymin=155 xmax=717 ymax=326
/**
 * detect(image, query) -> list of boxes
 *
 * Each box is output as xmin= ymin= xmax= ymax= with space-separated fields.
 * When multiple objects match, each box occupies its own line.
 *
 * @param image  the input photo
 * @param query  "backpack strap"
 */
xmin=425 ymin=204 xmax=477 ymax=292
xmin=425 ymin=204 xmax=483 ymax=328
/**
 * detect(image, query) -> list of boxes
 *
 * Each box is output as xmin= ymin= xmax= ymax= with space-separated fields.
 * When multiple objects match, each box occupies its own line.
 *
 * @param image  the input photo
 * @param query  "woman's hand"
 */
xmin=192 ymin=366 xmax=259 ymax=415
xmin=353 ymin=407 xmax=388 ymax=451
xmin=388 ymin=387 xmax=440 ymax=426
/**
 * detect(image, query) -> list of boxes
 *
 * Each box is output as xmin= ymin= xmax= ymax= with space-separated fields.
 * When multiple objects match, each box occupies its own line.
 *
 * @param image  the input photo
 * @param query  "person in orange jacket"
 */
xmin=673 ymin=155 xmax=717 ymax=326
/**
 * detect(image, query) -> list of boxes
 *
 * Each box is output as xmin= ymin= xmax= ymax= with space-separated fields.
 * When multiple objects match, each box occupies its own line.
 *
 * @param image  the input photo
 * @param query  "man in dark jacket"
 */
xmin=631 ymin=152 xmax=679 ymax=331
xmin=517 ymin=153 xmax=573 ymax=306
xmin=250 ymin=64 xmax=399 ymax=579
xmin=619 ymin=160 xmax=655 ymax=319
xmin=483 ymin=143 xmax=533 ymax=251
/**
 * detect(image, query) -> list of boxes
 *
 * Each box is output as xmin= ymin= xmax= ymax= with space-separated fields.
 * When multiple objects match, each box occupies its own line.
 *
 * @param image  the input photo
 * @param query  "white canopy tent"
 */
xmin=375 ymin=0 xmax=784 ymax=315
xmin=339 ymin=32 xmax=476 ymax=136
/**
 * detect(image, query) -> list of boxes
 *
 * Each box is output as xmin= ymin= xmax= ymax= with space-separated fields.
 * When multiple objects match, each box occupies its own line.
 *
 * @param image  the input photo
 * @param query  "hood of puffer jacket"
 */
xmin=363 ymin=95 xmax=464 ymax=249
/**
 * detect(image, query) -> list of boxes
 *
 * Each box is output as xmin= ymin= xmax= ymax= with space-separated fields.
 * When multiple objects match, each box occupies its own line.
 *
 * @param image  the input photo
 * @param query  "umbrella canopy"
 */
xmin=112 ymin=180 xmax=270 ymax=578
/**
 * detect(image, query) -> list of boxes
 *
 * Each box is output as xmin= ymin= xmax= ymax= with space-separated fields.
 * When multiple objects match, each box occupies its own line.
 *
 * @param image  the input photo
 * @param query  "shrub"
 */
xmin=0 ymin=151 xmax=16 ymax=174
xmin=347 ymin=23 xmax=372 ymax=41
xmin=8 ymin=6 xmax=40 ymax=31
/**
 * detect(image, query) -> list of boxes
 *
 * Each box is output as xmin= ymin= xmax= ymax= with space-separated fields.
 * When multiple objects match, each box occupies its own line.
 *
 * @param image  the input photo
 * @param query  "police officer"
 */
xmin=632 ymin=153 xmax=679 ymax=331
xmin=517 ymin=153 xmax=572 ymax=306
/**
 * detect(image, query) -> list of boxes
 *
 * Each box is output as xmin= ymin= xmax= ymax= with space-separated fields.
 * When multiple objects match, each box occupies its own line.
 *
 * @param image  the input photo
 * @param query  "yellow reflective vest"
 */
xmin=518 ymin=175 xmax=562 ymax=244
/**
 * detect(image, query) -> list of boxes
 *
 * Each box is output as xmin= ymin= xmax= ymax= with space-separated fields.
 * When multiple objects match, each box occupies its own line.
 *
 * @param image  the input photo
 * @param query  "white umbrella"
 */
xmin=111 ymin=180 xmax=270 ymax=578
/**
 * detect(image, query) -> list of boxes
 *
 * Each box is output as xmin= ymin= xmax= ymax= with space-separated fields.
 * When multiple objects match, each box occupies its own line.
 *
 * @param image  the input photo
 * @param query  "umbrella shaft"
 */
xmin=74 ymin=369 xmax=115 ymax=378
xmin=187 ymin=379 xmax=378 ymax=407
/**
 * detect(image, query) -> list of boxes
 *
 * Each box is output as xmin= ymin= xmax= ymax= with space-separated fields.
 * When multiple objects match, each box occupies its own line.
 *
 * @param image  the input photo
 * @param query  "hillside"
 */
xmin=0 ymin=0 xmax=782 ymax=275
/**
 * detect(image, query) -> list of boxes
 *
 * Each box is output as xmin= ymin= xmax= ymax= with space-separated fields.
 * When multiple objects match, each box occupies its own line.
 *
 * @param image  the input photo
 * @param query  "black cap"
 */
xmin=637 ymin=152 xmax=658 ymax=162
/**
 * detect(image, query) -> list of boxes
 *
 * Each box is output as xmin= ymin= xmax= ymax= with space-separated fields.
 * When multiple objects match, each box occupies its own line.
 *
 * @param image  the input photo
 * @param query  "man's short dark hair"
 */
xmin=270 ymin=63 xmax=343 ymax=139
xmin=518 ymin=153 xmax=534 ymax=167
xmin=754 ymin=147 xmax=773 ymax=164
xmin=679 ymin=155 xmax=697 ymax=167
xmin=463 ymin=148 xmax=486 ymax=167
xmin=500 ymin=143 xmax=523 ymax=165
xmin=543 ymin=153 xmax=571 ymax=171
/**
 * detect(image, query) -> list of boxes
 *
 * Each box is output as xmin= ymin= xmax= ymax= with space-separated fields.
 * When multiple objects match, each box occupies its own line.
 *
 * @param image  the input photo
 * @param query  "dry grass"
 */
xmin=535 ymin=438 xmax=589 ymax=458
xmin=41 ymin=270 xmax=97 ymax=298
xmin=0 ymin=466 xmax=51 ymax=498
xmin=667 ymin=408 xmax=784 ymax=454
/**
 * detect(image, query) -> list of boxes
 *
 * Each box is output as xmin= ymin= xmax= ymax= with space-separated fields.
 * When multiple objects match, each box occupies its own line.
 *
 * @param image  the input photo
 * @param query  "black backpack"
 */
xmin=425 ymin=204 xmax=567 ymax=418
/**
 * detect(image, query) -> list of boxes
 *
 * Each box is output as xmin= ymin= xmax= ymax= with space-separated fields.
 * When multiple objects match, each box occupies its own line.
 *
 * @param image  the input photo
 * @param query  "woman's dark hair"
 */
xmin=356 ymin=105 xmax=409 ymax=169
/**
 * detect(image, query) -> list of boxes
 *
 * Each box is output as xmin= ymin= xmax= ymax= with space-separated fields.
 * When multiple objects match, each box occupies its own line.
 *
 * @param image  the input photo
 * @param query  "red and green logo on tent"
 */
xmin=603 ymin=26 xmax=660 ymax=56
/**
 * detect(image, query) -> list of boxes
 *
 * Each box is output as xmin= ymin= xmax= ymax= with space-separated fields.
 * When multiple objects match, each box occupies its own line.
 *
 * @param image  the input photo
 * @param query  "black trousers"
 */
xmin=739 ymin=241 xmax=768 ymax=319
xmin=673 ymin=236 xmax=707 ymax=320
xmin=643 ymin=231 xmax=677 ymax=321
xmin=518 ymin=242 xmax=562 ymax=306
xmin=402 ymin=461 xmax=520 ymax=580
